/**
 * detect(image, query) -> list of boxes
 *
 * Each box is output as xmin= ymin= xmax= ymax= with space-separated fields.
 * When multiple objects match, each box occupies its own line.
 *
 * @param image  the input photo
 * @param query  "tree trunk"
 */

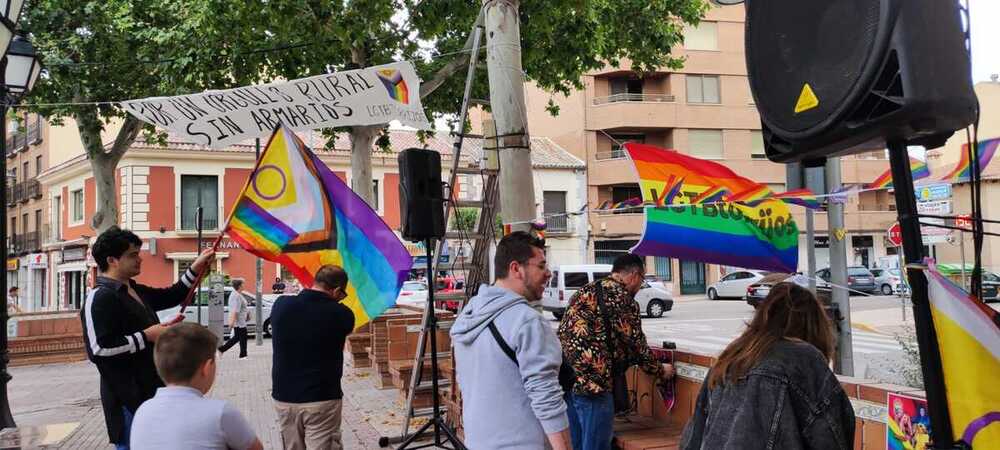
xmin=349 ymin=125 xmax=379 ymax=207
xmin=74 ymin=106 xmax=142 ymax=233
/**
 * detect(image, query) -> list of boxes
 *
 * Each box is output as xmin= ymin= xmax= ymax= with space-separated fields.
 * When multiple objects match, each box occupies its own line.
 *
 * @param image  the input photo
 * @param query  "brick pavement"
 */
xmin=8 ymin=339 xmax=425 ymax=449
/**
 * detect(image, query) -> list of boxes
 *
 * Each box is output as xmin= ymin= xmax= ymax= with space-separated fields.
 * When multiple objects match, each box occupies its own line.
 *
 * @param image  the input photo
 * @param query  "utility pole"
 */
xmin=787 ymin=163 xmax=817 ymax=290
xmin=255 ymin=138 xmax=264 ymax=346
xmin=825 ymin=157 xmax=853 ymax=376
xmin=484 ymin=0 xmax=535 ymax=234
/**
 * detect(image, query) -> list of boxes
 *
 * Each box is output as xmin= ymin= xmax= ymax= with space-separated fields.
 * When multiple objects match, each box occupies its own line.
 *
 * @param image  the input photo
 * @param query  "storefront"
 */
xmin=56 ymin=246 xmax=89 ymax=310
xmin=20 ymin=253 xmax=47 ymax=311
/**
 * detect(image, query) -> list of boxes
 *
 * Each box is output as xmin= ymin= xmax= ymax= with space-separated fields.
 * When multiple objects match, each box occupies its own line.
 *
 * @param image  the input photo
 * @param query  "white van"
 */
xmin=541 ymin=264 xmax=674 ymax=319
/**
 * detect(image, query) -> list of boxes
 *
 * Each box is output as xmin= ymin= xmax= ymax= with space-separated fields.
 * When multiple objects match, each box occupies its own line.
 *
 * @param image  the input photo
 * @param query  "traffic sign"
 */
xmin=915 ymin=183 xmax=952 ymax=202
xmin=887 ymin=223 xmax=903 ymax=247
xmin=955 ymin=214 xmax=972 ymax=230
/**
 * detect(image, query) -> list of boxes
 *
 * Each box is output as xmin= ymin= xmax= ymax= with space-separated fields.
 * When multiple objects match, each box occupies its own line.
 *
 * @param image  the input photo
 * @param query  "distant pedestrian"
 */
xmin=130 ymin=323 xmax=263 ymax=450
xmin=7 ymin=286 xmax=22 ymax=314
xmin=558 ymin=253 xmax=673 ymax=450
xmin=450 ymin=231 xmax=572 ymax=450
xmin=680 ymin=282 xmax=855 ymax=450
xmin=271 ymin=277 xmax=286 ymax=294
xmin=218 ymin=279 xmax=251 ymax=359
xmin=270 ymin=265 xmax=355 ymax=450
xmin=82 ymin=226 xmax=215 ymax=449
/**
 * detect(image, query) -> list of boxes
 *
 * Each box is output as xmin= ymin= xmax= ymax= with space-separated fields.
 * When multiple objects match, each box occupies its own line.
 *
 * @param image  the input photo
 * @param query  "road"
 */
xmin=547 ymin=294 xmax=919 ymax=385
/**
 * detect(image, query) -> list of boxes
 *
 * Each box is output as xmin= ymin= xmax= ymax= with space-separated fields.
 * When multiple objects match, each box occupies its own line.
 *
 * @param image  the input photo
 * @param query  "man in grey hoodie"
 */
xmin=450 ymin=231 xmax=572 ymax=450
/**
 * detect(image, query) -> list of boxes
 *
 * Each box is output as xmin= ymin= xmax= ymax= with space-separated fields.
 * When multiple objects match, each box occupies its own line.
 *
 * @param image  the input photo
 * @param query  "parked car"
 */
xmin=707 ymin=270 xmax=767 ymax=300
xmin=542 ymin=264 xmax=612 ymax=320
xmin=745 ymin=273 xmax=826 ymax=308
xmin=156 ymin=287 xmax=273 ymax=336
xmin=815 ymin=266 xmax=878 ymax=295
xmin=935 ymin=264 xmax=1000 ymax=303
xmin=870 ymin=268 xmax=907 ymax=295
xmin=635 ymin=281 xmax=674 ymax=318
xmin=396 ymin=281 xmax=429 ymax=307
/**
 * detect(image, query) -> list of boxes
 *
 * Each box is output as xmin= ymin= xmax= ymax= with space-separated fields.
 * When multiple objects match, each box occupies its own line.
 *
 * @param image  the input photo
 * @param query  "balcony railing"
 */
xmin=180 ymin=216 xmax=220 ymax=231
xmin=10 ymin=231 xmax=41 ymax=255
xmin=5 ymin=120 xmax=42 ymax=157
xmin=24 ymin=179 xmax=41 ymax=200
xmin=592 ymin=93 xmax=675 ymax=105
xmin=546 ymin=214 xmax=568 ymax=233
xmin=596 ymin=149 xmax=629 ymax=161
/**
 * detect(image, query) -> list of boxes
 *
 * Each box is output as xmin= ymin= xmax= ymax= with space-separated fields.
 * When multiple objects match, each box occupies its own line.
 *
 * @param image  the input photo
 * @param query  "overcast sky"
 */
xmin=969 ymin=0 xmax=998 ymax=82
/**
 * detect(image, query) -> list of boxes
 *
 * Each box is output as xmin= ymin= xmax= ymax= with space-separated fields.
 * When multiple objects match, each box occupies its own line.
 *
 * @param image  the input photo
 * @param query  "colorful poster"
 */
xmin=887 ymin=392 xmax=933 ymax=450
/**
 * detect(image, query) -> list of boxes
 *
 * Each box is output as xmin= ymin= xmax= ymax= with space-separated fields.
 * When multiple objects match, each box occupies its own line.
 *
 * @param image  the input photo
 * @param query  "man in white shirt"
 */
xmin=7 ymin=287 xmax=22 ymax=314
xmin=130 ymin=322 xmax=262 ymax=450
xmin=218 ymin=279 xmax=250 ymax=359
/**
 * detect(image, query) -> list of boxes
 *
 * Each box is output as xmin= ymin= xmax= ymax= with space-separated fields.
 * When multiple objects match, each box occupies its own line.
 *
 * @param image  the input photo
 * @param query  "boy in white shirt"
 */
xmin=130 ymin=323 xmax=263 ymax=450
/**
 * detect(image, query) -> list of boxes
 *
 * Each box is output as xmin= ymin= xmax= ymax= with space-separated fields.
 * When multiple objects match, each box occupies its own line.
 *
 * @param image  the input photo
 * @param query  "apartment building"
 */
xmin=480 ymin=5 xmax=898 ymax=295
xmin=5 ymin=113 xmax=50 ymax=312
xmin=34 ymin=130 xmax=586 ymax=310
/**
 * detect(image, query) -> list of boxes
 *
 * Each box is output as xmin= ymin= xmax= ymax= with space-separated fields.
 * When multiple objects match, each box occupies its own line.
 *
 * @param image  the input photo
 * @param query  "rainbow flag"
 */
xmin=867 ymin=157 xmax=930 ymax=189
xmin=625 ymin=143 xmax=798 ymax=273
xmin=376 ymin=69 xmax=410 ymax=104
xmin=941 ymin=137 xmax=999 ymax=182
xmin=226 ymin=126 xmax=413 ymax=328
xmin=727 ymin=184 xmax=774 ymax=206
xmin=770 ymin=189 xmax=822 ymax=210
xmin=925 ymin=260 xmax=1000 ymax=447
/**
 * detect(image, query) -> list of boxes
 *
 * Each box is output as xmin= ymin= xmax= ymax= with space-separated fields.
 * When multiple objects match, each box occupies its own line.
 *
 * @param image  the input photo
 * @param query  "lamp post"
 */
xmin=0 ymin=0 xmax=42 ymax=430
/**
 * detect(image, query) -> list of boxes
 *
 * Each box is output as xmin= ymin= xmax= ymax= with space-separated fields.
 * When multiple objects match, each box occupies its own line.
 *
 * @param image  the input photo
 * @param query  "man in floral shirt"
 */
xmin=557 ymin=254 xmax=674 ymax=450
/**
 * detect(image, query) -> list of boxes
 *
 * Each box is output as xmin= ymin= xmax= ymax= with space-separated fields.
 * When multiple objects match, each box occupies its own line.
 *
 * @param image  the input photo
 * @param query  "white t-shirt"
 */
xmin=228 ymin=291 xmax=249 ymax=328
xmin=130 ymin=386 xmax=257 ymax=450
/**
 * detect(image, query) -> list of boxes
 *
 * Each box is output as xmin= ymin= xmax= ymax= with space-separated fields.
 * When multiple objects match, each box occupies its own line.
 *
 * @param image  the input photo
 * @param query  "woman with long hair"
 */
xmin=680 ymin=282 xmax=855 ymax=450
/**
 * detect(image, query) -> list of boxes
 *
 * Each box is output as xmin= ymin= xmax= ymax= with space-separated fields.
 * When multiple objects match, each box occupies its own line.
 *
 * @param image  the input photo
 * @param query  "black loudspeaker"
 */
xmin=746 ymin=0 xmax=978 ymax=164
xmin=398 ymin=148 xmax=445 ymax=242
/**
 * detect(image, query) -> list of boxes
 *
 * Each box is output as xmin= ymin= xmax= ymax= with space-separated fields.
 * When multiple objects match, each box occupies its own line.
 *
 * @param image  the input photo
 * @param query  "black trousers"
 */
xmin=219 ymin=326 xmax=248 ymax=358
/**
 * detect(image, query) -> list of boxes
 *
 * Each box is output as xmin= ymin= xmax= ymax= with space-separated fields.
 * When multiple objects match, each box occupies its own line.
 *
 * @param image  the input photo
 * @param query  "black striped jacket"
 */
xmin=80 ymin=268 xmax=196 ymax=444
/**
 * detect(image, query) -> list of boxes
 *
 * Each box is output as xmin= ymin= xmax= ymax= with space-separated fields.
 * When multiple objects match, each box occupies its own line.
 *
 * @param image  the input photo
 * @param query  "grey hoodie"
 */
xmin=450 ymin=284 xmax=569 ymax=449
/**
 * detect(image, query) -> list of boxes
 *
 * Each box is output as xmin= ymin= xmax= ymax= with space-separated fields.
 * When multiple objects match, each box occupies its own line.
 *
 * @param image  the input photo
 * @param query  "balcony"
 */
xmin=11 ymin=231 xmax=41 ymax=255
xmin=587 ymin=94 xmax=678 ymax=130
xmin=4 ymin=123 xmax=41 ymax=158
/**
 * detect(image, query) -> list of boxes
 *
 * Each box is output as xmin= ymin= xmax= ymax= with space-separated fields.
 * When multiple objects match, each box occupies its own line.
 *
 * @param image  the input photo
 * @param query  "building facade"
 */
xmin=33 ymin=130 xmax=587 ymax=310
xmin=476 ymin=5 xmax=899 ymax=294
xmin=5 ymin=113 xmax=50 ymax=312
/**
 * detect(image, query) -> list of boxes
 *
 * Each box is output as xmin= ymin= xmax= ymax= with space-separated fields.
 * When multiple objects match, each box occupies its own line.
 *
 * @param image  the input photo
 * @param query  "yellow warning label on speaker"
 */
xmin=794 ymin=83 xmax=820 ymax=114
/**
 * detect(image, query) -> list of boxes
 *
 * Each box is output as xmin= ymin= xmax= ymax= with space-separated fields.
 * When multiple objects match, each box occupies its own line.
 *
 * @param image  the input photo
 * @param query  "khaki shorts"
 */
xmin=274 ymin=399 xmax=343 ymax=450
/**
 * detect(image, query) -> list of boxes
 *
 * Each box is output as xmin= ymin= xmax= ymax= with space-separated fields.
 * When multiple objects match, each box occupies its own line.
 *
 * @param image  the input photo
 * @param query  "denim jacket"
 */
xmin=680 ymin=340 xmax=855 ymax=450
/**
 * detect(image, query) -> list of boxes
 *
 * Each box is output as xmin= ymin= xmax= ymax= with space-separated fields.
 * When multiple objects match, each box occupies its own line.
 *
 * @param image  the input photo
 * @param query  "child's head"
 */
xmin=154 ymin=323 xmax=219 ymax=393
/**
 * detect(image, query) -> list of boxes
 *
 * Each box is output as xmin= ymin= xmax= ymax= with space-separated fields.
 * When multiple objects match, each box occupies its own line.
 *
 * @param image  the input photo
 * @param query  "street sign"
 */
xmin=208 ymin=273 xmax=226 ymax=339
xmin=916 ymin=200 xmax=951 ymax=215
xmin=915 ymin=183 xmax=952 ymax=202
xmin=887 ymin=223 xmax=903 ymax=247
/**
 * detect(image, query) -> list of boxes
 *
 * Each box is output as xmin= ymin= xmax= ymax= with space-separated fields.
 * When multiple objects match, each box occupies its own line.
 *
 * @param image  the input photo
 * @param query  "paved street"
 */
xmin=8 ymin=340 xmax=404 ymax=449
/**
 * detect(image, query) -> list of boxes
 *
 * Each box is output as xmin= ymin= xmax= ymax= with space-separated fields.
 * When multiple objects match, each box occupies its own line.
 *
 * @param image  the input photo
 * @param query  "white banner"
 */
xmin=121 ymin=62 xmax=431 ymax=149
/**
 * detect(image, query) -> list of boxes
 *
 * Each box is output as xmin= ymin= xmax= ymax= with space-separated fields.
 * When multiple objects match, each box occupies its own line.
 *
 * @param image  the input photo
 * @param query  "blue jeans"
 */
xmin=116 ymin=406 xmax=134 ymax=450
xmin=567 ymin=391 xmax=614 ymax=450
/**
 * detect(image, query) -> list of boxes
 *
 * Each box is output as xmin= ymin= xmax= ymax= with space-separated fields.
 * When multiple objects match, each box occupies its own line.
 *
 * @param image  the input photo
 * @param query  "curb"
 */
xmin=851 ymin=321 xmax=887 ymax=335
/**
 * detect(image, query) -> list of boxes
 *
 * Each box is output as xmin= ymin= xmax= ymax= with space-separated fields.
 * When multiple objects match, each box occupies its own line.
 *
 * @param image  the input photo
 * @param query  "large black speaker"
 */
xmin=398 ymin=148 xmax=445 ymax=242
xmin=746 ymin=0 xmax=978 ymax=164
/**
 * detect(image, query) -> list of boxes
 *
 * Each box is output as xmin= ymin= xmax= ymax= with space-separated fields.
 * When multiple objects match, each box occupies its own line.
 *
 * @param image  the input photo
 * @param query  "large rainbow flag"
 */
xmin=925 ymin=260 xmax=1000 ymax=447
xmin=940 ymin=137 xmax=999 ymax=182
xmin=867 ymin=156 xmax=930 ymax=189
xmin=226 ymin=126 xmax=413 ymax=328
xmin=625 ymin=143 xmax=798 ymax=273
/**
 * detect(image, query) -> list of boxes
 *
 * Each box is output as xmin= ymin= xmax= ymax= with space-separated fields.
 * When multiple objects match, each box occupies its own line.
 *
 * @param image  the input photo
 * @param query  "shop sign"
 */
xmin=62 ymin=247 xmax=87 ymax=262
xmin=915 ymin=183 xmax=951 ymax=202
xmin=6 ymin=258 xmax=17 ymax=271
xmin=201 ymin=240 xmax=243 ymax=250
xmin=25 ymin=253 xmax=47 ymax=269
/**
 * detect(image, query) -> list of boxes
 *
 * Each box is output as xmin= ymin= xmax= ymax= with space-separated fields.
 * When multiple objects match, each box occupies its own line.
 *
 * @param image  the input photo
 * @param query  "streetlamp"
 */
xmin=0 ymin=0 xmax=41 ymax=431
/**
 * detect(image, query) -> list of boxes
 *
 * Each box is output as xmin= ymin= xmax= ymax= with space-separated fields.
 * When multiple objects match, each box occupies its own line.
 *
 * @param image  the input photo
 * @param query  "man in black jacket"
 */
xmin=81 ymin=226 xmax=215 ymax=449
xmin=271 ymin=265 xmax=355 ymax=450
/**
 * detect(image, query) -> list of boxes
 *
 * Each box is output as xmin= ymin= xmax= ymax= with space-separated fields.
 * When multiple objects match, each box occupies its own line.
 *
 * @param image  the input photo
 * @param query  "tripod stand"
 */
xmin=379 ymin=238 xmax=465 ymax=450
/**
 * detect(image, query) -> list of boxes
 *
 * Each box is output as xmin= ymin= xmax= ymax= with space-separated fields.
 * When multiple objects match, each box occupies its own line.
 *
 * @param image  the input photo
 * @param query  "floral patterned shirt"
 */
xmin=557 ymin=277 xmax=665 ymax=395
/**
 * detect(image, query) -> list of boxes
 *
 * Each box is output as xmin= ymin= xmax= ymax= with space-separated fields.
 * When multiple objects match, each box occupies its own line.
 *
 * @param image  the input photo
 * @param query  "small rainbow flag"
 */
xmin=226 ymin=126 xmax=413 ymax=328
xmin=941 ymin=137 xmax=999 ymax=182
xmin=376 ymin=69 xmax=410 ymax=104
xmin=771 ymin=189 xmax=821 ymax=210
xmin=868 ymin=156 xmax=930 ymax=189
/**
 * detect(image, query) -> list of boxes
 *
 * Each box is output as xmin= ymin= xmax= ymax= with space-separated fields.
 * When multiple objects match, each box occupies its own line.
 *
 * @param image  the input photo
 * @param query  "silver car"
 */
xmin=157 ymin=287 xmax=274 ymax=336
xmin=870 ymin=268 xmax=906 ymax=295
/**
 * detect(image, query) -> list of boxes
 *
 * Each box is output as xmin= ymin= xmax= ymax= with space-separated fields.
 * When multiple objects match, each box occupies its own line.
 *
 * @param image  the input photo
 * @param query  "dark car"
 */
xmin=745 ymin=273 xmax=794 ymax=308
xmin=816 ymin=267 xmax=878 ymax=295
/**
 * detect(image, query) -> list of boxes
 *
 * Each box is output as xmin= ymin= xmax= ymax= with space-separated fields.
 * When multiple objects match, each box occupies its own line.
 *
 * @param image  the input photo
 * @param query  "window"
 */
xmin=34 ymin=209 xmax=40 ymax=233
xmin=610 ymin=184 xmax=643 ymax=214
xmin=549 ymin=271 xmax=559 ymax=288
xmin=594 ymin=272 xmax=611 ymax=281
xmin=372 ymin=179 xmax=380 ymax=211
xmin=655 ymin=256 xmax=672 ymax=281
xmin=683 ymin=22 xmax=718 ymax=51
xmin=750 ymin=131 xmax=766 ymax=159
xmin=610 ymin=77 xmax=643 ymax=101
xmin=686 ymin=75 xmax=720 ymax=104
xmin=543 ymin=191 xmax=568 ymax=232
xmin=564 ymin=272 xmax=589 ymax=288
xmin=9 ymin=217 xmax=15 ymax=238
xmin=595 ymin=240 xmax=638 ymax=265
xmin=22 ymin=162 xmax=28 ymax=181
xmin=10 ymin=167 xmax=14 ymax=182
xmin=52 ymin=195 xmax=61 ymax=239
xmin=608 ymin=134 xmax=645 ymax=159
xmin=35 ymin=155 xmax=42 ymax=176
xmin=688 ymin=130 xmax=724 ymax=159
xmin=71 ymin=189 xmax=84 ymax=223
xmin=180 ymin=175 xmax=219 ymax=230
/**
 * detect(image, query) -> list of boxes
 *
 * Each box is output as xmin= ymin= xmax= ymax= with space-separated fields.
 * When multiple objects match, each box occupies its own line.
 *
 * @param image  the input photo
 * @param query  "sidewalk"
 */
xmin=8 ymin=339 xmax=416 ymax=449
xmin=850 ymin=302 xmax=913 ymax=335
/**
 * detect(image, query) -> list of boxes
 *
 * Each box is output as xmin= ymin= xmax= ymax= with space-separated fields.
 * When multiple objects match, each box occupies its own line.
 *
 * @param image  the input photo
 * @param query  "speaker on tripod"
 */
xmin=399 ymin=148 xmax=446 ymax=242
xmin=743 ymin=0 xmax=977 ymax=164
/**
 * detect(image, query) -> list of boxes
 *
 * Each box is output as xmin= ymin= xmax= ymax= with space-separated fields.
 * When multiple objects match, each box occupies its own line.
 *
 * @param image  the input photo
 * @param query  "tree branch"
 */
xmin=419 ymin=9 xmax=485 ymax=100
xmin=109 ymin=115 xmax=143 ymax=161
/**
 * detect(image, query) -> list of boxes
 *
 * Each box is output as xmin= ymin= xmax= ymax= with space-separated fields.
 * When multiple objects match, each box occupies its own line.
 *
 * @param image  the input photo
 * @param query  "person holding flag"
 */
xmin=81 ymin=226 xmax=216 ymax=450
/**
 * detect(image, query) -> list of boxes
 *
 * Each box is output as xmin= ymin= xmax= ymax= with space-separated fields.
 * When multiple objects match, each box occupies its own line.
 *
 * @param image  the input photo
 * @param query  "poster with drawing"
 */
xmin=887 ymin=392 xmax=933 ymax=450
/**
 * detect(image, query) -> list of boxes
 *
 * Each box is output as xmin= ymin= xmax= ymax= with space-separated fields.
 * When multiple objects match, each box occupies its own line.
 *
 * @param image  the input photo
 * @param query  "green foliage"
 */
xmin=452 ymin=207 xmax=479 ymax=232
